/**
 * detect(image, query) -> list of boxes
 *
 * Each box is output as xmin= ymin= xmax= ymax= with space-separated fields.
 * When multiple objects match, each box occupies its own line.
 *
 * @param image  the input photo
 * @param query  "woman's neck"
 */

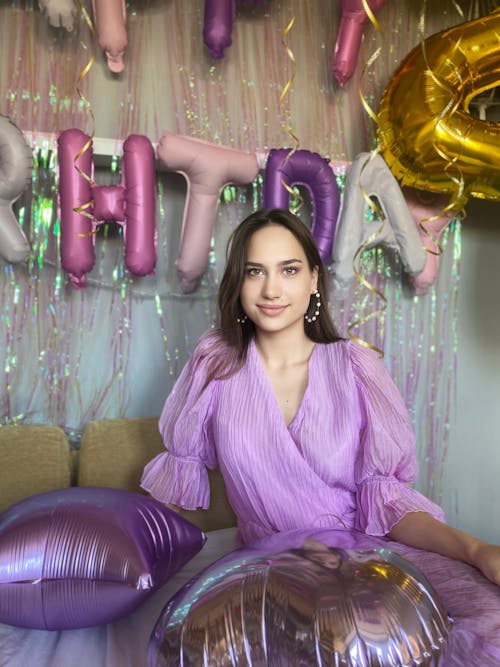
xmin=254 ymin=328 xmax=315 ymax=367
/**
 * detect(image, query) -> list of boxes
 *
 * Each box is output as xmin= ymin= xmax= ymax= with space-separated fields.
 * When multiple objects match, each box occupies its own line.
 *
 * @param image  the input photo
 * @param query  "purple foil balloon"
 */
xmin=0 ymin=487 xmax=205 ymax=630
xmin=203 ymin=0 xmax=236 ymax=58
xmin=263 ymin=148 xmax=340 ymax=264
xmin=148 ymin=528 xmax=450 ymax=666
xmin=57 ymin=129 xmax=157 ymax=289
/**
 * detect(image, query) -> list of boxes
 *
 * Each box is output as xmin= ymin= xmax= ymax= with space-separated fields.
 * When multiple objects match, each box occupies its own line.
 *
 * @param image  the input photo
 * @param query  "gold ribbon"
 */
xmin=347 ymin=154 xmax=387 ymax=358
xmin=345 ymin=3 xmax=388 ymax=355
xmin=416 ymin=1 xmax=466 ymax=254
xmin=279 ymin=16 xmax=303 ymax=212
xmin=73 ymin=0 xmax=98 ymax=234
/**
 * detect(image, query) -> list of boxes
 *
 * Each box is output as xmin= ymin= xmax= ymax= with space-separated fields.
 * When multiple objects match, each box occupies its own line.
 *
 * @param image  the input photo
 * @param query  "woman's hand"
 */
xmin=471 ymin=542 xmax=500 ymax=586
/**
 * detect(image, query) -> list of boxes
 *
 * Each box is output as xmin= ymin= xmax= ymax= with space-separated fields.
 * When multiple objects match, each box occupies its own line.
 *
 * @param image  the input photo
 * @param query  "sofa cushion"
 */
xmin=77 ymin=417 xmax=237 ymax=532
xmin=0 ymin=425 xmax=71 ymax=512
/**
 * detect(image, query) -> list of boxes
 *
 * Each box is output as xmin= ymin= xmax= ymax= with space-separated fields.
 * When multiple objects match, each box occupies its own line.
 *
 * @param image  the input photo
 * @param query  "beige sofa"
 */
xmin=0 ymin=418 xmax=237 ymax=532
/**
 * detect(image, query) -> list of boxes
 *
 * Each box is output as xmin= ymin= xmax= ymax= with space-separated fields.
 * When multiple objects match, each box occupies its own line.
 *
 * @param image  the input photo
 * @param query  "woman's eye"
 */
xmin=283 ymin=266 xmax=299 ymax=276
xmin=246 ymin=267 xmax=263 ymax=277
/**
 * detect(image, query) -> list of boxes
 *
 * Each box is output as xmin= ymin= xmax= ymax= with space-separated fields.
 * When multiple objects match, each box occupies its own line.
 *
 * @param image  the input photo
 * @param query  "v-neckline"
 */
xmin=251 ymin=338 xmax=316 ymax=430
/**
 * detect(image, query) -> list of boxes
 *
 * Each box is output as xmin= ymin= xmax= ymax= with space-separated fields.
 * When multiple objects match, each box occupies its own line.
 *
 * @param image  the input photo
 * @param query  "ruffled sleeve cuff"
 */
xmin=356 ymin=476 xmax=446 ymax=536
xmin=140 ymin=450 xmax=210 ymax=510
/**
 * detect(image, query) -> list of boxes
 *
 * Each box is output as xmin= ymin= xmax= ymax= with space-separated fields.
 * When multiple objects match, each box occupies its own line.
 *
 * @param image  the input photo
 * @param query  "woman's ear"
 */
xmin=311 ymin=266 xmax=319 ymax=292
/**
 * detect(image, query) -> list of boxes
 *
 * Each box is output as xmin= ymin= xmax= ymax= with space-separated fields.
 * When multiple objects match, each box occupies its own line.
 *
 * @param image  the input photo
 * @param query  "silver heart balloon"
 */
xmin=148 ymin=530 xmax=450 ymax=666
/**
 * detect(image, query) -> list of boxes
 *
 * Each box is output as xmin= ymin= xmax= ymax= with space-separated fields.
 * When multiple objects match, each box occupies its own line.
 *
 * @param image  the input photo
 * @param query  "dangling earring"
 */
xmin=237 ymin=314 xmax=248 ymax=324
xmin=305 ymin=290 xmax=321 ymax=323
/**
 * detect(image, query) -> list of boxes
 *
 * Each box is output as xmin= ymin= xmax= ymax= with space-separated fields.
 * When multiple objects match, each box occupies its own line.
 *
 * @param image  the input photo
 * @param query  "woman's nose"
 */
xmin=262 ymin=273 xmax=281 ymax=298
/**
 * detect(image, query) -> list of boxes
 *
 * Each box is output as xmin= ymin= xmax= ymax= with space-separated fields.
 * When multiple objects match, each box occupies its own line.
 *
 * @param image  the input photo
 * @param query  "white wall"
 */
xmin=442 ymin=198 xmax=500 ymax=544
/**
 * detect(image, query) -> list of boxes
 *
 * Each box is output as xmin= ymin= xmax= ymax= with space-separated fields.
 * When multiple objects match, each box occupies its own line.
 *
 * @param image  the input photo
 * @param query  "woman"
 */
xmin=142 ymin=208 xmax=500 ymax=662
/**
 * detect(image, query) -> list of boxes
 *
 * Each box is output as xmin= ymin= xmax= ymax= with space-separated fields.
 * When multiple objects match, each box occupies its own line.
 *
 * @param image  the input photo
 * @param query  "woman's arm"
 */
xmin=389 ymin=512 xmax=500 ymax=586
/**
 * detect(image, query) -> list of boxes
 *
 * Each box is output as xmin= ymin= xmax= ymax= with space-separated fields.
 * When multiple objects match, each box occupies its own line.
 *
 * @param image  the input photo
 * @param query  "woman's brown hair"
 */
xmin=199 ymin=208 xmax=342 ymax=384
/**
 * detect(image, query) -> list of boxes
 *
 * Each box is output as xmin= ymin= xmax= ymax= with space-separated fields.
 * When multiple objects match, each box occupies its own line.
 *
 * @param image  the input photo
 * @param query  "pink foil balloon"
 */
xmin=92 ymin=0 xmax=127 ymax=73
xmin=333 ymin=0 xmax=388 ymax=87
xmin=263 ymin=148 xmax=341 ymax=264
xmin=0 ymin=487 xmax=206 ymax=630
xmin=57 ymin=129 xmax=157 ymax=289
xmin=403 ymin=187 xmax=455 ymax=295
xmin=156 ymin=132 xmax=259 ymax=293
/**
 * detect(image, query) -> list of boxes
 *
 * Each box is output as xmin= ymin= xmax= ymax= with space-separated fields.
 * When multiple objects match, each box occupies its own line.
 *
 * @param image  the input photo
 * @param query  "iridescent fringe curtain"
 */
xmin=0 ymin=0 xmax=472 ymax=503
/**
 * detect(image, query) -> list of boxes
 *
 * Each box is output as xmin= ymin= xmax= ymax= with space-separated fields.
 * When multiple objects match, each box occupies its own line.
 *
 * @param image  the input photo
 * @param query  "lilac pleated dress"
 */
xmin=141 ymin=331 xmax=500 ymax=666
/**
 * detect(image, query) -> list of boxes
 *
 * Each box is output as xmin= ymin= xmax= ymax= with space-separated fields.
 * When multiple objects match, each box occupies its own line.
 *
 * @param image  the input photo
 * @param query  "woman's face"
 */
xmin=240 ymin=224 xmax=318 ymax=337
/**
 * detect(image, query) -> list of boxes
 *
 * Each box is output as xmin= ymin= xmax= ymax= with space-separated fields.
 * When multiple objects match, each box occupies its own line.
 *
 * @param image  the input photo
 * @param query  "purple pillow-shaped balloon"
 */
xmin=0 ymin=487 xmax=206 ymax=630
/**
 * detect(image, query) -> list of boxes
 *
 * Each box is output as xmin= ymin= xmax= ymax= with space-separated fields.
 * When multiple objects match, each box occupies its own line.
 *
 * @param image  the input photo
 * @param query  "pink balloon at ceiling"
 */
xmin=333 ymin=0 xmax=388 ymax=87
xmin=92 ymin=0 xmax=127 ymax=73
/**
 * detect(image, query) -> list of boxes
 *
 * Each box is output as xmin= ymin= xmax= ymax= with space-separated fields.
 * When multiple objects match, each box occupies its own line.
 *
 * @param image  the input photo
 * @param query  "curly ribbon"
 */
xmin=346 ymin=154 xmax=387 ymax=357
xmin=73 ymin=0 xmax=98 ymax=232
xmin=358 ymin=0 xmax=384 ymax=126
xmin=350 ymin=5 xmax=387 ymax=356
xmin=279 ymin=16 xmax=303 ymax=212
xmin=416 ymin=1 xmax=466 ymax=256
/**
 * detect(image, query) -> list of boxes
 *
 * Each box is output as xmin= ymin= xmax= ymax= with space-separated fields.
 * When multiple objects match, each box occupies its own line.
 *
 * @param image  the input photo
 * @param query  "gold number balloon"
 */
xmin=377 ymin=9 xmax=500 ymax=208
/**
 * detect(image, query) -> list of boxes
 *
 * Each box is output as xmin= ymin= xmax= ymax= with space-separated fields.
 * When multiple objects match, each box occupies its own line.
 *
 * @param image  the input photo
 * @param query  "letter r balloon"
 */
xmin=57 ymin=129 xmax=156 ymax=289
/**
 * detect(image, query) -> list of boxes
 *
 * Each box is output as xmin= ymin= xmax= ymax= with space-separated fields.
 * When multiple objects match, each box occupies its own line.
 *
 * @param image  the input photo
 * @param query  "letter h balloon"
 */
xmin=57 ymin=129 xmax=157 ymax=289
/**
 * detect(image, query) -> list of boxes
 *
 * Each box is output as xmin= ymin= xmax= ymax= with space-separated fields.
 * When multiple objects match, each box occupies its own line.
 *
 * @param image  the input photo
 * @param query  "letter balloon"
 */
xmin=92 ymin=0 xmax=127 ymax=73
xmin=403 ymin=187 xmax=455 ymax=295
xmin=377 ymin=8 xmax=500 ymax=206
xmin=333 ymin=0 xmax=388 ymax=87
xmin=203 ymin=0 xmax=269 ymax=58
xmin=156 ymin=132 xmax=259 ymax=293
xmin=332 ymin=152 xmax=427 ymax=295
xmin=263 ymin=148 xmax=340 ymax=264
xmin=38 ymin=0 xmax=77 ymax=31
xmin=0 ymin=115 xmax=32 ymax=264
xmin=58 ymin=129 xmax=156 ymax=289
xmin=204 ymin=0 xmax=235 ymax=59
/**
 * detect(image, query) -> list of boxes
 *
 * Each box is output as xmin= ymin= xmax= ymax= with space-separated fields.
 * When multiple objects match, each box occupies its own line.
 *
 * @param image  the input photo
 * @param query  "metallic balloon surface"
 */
xmin=0 ymin=114 xmax=32 ymax=264
xmin=377 ymin=9 xmax=500 ymax=206
xmin=0 ymin=487 xmax=205 ymax=630
xmin=148 ymin=529 xmax=450 ymax=666
xmin=263 ymin=148 xmax=340 ymax=264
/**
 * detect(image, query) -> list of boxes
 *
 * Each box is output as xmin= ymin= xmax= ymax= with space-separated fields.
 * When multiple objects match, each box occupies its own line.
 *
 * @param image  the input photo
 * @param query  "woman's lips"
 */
xmin=258 ymin=305 xmax=288 ymax=317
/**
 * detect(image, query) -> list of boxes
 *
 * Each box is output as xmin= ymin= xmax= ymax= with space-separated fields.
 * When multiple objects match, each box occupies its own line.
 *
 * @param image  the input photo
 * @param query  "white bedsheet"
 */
xmin=0 ymin=527 xmax=238 ymax=667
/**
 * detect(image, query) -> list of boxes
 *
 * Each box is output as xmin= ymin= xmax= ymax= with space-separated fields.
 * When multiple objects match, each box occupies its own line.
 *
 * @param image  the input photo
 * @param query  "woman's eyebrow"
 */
xmin=244 ymin=259 xmax=303 ymax=267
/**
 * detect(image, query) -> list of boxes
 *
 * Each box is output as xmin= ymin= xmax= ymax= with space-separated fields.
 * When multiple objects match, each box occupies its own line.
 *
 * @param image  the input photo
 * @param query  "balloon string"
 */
xmin=73 ymin=0 xmax=98 ymax=235
xmin=279 ymin=16 xmax=303 ymax=213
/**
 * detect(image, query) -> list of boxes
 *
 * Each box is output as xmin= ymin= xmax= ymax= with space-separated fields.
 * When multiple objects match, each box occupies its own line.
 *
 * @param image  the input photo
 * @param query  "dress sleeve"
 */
xmin=140 ymin=333 xmax=218 ymax=510
xmin=349 ymin=342 xmax=445 ymax=536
